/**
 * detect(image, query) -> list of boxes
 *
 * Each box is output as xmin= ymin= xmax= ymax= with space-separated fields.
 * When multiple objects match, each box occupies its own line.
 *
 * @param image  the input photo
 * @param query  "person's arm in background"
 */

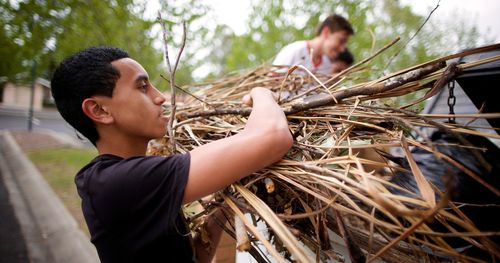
xmin=185 ymin=87 xmax=292 ymax=262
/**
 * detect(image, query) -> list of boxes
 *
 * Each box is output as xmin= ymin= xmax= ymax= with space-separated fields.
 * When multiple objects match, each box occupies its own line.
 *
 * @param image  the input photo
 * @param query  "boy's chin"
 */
xmin=157 ymin=130 xmax=168 ymax=139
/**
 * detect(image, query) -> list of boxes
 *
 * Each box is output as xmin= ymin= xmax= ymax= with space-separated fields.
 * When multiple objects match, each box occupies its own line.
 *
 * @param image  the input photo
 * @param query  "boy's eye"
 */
xmin=140 ymin=84 xmax=148 ymax=93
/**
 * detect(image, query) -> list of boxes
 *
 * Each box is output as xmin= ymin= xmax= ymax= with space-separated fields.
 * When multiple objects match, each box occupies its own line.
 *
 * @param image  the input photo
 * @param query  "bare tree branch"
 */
xmin=383 ymin=0 xmax=441 ymax=71
xmin=160 ymin=74 xmax=211 ymax=106
xmin=158 ymin=12 xmax=187 ymax=152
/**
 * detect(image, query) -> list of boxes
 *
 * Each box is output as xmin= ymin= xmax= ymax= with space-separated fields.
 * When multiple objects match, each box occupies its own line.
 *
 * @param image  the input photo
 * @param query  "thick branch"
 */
xmin=285 ymin=61 xmax=445 ymax=114
xmin=401 ymin=61 xmax=462 ymax=108
xmin=181 ymin=61 xmax=445 ymax=119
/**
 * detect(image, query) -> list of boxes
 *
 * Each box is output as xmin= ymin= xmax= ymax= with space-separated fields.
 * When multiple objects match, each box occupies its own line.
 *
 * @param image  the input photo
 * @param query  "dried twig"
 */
xmin=286 ymin=61 xmax=445 ymax=114
xmin=181 ymin=61 xmax=445 ymax=118
xmin=148 ymin=42 xmax=500 ymax=263
xmin=158 ymin=12 xmax=187 ymax=152
xmin=160 ymin=74 xmax=211 ymax=106
xmin=333 ymin=208 xmax=366 ymax=263
xmin=383 ymin=0 xmax=441 ymax=71
xmin=234 ymin=214 xmax=251 ymax=251
xmin=401 ymin=61 xmax=462 ymax=108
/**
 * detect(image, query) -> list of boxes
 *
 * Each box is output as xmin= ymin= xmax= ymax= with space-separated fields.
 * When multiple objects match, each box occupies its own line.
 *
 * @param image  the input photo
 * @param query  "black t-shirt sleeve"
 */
xmin=88 ymin=153 xmax=190 ymax=234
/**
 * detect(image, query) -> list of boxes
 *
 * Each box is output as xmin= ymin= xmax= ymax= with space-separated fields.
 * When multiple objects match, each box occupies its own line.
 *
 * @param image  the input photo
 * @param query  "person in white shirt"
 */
xmin=273 ymin=14 xmax=354 ymax=75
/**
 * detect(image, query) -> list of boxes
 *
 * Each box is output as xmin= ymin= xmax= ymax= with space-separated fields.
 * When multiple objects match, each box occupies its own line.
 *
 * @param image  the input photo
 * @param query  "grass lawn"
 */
xmin=28 ymin=147 xmax=97 ymax=236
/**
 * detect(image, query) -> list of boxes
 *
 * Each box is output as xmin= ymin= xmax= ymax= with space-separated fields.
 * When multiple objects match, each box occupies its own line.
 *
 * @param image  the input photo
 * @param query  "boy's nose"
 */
xmin=152 ymin=87 xmax=167 ymax=105
xmin=154 ymin=96 xmax=166 ymax=105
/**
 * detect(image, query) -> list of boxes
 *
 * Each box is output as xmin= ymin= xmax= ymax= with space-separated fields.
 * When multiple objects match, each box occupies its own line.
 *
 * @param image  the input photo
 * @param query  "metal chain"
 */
xmin=447 ymin=80 xmax=456 ymax=123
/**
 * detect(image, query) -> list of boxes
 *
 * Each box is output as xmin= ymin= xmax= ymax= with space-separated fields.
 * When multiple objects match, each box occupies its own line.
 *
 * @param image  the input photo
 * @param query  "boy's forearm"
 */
xmin=194 ymin=209 xmax=227 ymax=263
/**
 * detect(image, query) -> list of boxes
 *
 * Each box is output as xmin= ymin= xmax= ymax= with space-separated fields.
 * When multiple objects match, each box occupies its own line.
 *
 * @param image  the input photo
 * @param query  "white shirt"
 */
xmin=272 ymin=41 xmax=332 ymax=75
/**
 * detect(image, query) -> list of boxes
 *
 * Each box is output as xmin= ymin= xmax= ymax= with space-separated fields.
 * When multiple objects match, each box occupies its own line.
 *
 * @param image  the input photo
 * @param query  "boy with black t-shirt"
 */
xmin=51 ymin=46 xmax=292 ymax=262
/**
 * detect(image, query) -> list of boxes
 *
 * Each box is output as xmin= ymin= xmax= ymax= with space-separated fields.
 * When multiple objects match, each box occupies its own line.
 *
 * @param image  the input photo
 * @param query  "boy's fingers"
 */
xmin=242 ymin=94 xmax=252 ymax=106
xmin=243 ymin=87 xmax=278 ymax=106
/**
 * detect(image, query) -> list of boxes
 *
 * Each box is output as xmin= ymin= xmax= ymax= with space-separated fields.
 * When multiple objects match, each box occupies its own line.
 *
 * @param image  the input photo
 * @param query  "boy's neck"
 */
xmin=307 ymin=37 xmax=324 ymax=61
xmin=96 ymin=134 xmax=149 ymax=158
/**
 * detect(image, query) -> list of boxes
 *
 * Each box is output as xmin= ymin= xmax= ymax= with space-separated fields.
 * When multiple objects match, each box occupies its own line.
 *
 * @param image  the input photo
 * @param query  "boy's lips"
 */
xmin=160 ymin=111 xmax=169 ymax=123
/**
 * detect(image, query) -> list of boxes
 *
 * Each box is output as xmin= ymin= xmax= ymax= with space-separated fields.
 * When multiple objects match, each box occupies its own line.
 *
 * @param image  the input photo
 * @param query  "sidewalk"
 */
xmin=0 ymin=130 xmax=99 ymax=263
xmin=0 ymin=104 xmax=63 ymax=120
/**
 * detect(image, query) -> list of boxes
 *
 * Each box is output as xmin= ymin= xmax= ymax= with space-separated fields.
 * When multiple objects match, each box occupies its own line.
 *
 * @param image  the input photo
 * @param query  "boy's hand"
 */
xmin=242 ymin=87 xmax=277 ymax=107
xmin=185 ymin=85 xmax=292 ymax=204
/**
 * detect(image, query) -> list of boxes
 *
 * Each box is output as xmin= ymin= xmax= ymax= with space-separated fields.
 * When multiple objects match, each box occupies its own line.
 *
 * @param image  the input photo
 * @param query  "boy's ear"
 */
xmin=82 ymin=97 xmax=113 ymax=124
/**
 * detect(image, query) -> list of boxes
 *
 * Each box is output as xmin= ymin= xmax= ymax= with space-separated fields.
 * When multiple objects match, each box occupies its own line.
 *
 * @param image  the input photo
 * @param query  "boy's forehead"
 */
xmin=111 ymin=57 xmax=148 ymax=78
xmin=331 ymin=30 xmax=350 ymax=37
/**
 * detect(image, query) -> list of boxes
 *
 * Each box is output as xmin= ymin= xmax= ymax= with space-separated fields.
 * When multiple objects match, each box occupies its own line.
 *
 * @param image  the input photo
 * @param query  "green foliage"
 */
xmin=204 ymin=0 xmax=487 ymax=80
xmin=1 ymin=0 xmax=490 ymax=90
xmin=0 ymin=0 xmax=214 ymax=87
xmin=1 ymin=0 xmax=162 ymax=84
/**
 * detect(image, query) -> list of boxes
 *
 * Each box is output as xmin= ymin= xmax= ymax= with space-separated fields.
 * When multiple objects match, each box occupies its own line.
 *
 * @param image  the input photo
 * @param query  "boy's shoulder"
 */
xmin=281 ymin=40 xmax=307 ymax=53
xmin=75 ymin=153 xmax=190 ymax=194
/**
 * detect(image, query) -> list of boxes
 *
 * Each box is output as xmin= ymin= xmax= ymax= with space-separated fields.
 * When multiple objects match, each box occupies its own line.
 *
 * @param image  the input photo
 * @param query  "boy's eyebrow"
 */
xmin=135 ymin=75 xmax=149 ymax=83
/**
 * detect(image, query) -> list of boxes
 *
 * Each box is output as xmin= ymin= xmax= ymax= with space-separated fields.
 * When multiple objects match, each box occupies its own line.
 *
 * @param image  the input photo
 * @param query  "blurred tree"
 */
xmin=1 ymin=0 xmax=160 ymax=84
xmin=203 ymin=0 xmax=487 ymax=81
xmin=0 ymin=0 xmax=211 ymax=87
xmin=195 ymin=0 xmax=490 ymax=107
xmin=1 ymin=0 xmax=490 ymax=91
xmin=1 ymin=0 xmax=58 ymax=82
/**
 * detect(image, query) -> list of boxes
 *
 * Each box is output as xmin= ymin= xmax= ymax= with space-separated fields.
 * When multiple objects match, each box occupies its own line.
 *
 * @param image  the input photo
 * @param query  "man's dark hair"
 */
xmin=316 ymin=14 xmax=354 ymax=36
xmin=51 ymin=46 xmax=129 ymax=145
xmin=335 ymin=48 xmax=354 ymax=65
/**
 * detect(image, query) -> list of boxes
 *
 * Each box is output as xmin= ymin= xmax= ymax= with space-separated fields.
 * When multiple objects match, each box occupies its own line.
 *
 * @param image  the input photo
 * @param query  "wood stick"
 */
xmin=401 ymin=61 xmax=461 ymax=108
xmin=181 ymin=61 xmax=445 ymax=119
xmin=286 ymin=61 xmax=445 ymax=115
xmin=235 ymin=215 xmax=251 ymax=251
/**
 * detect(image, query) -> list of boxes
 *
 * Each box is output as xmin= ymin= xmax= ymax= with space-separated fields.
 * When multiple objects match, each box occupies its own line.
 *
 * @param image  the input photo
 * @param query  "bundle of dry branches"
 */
xmin=149 ymin=42 xmax=500 ymax=262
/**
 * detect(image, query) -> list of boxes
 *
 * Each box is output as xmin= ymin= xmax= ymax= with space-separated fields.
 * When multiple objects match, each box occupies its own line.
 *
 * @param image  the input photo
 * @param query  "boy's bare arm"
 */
xmin=183 ymin=87 xmax=292 ymax=203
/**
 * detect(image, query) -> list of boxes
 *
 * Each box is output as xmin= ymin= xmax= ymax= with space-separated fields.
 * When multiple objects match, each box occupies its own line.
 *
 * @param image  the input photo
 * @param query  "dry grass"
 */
xmin=149 ymin=42 xmax=500 ymax=262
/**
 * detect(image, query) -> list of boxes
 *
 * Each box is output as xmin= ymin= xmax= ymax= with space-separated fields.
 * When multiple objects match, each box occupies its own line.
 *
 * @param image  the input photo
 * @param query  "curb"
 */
xmin=0 ymin=131 xmax=99 ymax=263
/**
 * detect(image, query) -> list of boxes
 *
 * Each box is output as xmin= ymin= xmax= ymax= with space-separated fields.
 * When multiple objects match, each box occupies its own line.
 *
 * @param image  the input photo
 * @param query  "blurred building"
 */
xmin=0 ymin=78 xmax=53 ymax=110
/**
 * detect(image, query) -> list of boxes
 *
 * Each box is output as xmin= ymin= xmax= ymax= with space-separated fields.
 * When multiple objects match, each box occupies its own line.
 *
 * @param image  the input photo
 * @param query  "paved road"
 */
xmin=0 ymin=168 xmax=29 ymax=263
xmin=0 ymin=107 xmax=76 ymax=262
xmin=0 ymin=106 xmax=75 ymax=134
xmin=0 ymin=105 xmax=91 ymax=147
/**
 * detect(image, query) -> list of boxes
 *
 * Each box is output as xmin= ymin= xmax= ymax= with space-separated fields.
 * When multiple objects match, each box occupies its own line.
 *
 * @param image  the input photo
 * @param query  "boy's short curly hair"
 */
xmin=51 ymin=46 xmax=129 ymax=145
